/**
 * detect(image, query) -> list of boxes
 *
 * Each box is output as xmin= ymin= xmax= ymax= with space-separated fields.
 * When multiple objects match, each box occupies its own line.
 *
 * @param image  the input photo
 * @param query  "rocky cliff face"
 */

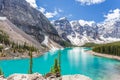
xmin=0 ymin=17 xmax=42 ymax=49
xmin=0 ymin=0 xmax=62 ymax=45
xmin=52 ymin=17 xmax=73 ymax=42
xmin=0 ymin=17 xmax=62 ymax=59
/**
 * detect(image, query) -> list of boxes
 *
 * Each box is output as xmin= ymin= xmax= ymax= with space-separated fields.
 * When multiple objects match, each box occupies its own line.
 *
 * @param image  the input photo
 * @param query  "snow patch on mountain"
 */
xmin=41 ymin=36 xmax=48 ymax=46
xmin=0 ymin=17 xmax=7 ymax=20
xmin=79 ymin=20 xmax=95 ymax=26
xmin=25 ymin=0 xmax=37 ymax=8
xmin=41 ymin=35 xmax=62 ymax=49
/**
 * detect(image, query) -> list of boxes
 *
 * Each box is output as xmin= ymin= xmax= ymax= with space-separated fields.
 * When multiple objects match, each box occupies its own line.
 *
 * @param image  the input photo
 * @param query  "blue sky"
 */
xmin=26 ymin=0 xmax=120 ymax=23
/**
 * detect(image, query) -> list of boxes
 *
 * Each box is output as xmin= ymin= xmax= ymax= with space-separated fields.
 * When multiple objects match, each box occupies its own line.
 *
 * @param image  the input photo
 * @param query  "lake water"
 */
xmin=0 ymin=47 xmax=120 ymax=80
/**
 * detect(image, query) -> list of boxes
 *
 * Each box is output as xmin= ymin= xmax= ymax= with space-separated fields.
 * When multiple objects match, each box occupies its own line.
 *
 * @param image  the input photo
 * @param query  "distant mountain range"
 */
xmin=52 ymin=17 xmax=120 ymax=46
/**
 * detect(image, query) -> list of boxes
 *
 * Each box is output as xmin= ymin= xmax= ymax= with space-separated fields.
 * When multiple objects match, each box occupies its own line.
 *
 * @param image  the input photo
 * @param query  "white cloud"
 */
xmin=25 ymin=0 xmax=37 ymax=8
xmin=58 ymin=9 xmax=63 ymax=12
xmin=104 ymin=8 xmax=120 ymax=21
xmin=39 ymin=7 xmax=46 ymax=13
xmin=38 ymin=7 xmax=63 ymax=18
xmin=45 ymin=11 xmax=58 ymax=18
xmin=79 ymin=20 xmax=95 ymax=26
xmin=76 ymin=0 xmax=105 ymax=5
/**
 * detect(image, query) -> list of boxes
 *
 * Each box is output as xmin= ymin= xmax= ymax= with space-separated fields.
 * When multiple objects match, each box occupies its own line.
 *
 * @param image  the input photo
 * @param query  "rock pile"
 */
xmin=0 ymin=73 xmax=92 ymax=80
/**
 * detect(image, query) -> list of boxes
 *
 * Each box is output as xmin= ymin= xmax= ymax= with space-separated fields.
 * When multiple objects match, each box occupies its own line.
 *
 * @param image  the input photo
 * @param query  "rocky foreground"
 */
xmin=0 ymin=73 xmax=91 ymax=80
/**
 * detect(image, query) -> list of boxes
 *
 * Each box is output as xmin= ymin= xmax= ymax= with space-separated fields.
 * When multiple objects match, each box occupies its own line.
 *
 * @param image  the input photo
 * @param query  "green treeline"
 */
xmin=93 ymin=42 xmax=120 ymax=56
xmin=0 ymin=30 xmax=38 ymax=55
xmin=11 ymin=42 xmax=38 ymax=53
xmin=0 ymin=30 xmax=10 ymax=45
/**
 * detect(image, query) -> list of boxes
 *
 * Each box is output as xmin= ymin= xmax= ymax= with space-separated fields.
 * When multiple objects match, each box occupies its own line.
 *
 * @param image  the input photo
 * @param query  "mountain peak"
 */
xmin=59 ymin=17 xmax=67 ymax=20
xmin=79 ymin=20 xmax=95 ymax=26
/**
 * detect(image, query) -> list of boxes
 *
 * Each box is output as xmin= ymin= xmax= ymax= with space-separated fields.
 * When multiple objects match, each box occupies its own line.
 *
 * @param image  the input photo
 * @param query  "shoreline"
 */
xmin=1 ymin=47 xmax=120 ymax=61
xmin=0 ymin=49 xmax=49 ymax=60
xmin=0 ymin=47 xmax=70 ymax=60
xmin=86 ymin=50 xmax=120 ymax=61
xmin=0 ymin=47 xmax=63 ymax=60
xmin=0 ymin=52 xmax=45 ymax=60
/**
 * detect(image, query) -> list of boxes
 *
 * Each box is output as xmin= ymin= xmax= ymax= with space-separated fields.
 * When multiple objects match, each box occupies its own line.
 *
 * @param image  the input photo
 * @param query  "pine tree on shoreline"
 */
xmin=28 ymin=51 xmax=33 ymax=74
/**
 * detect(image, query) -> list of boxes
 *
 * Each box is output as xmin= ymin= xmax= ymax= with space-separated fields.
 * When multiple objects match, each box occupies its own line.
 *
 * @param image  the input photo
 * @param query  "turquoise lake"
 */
xmin=0 ymin=47 xmax=120 ymax=80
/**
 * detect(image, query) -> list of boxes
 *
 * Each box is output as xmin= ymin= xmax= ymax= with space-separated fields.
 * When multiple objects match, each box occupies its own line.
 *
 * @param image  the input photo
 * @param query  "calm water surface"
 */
xmin=0 ymin=47 xmax=120 ymax=80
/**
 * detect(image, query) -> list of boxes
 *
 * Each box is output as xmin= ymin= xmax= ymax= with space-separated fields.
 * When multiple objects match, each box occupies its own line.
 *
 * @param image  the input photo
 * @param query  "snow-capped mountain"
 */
xmin=52 ymin=17 xmax=120 ymax=46
xmin=99 ymin=19 xmax=120 ymax=38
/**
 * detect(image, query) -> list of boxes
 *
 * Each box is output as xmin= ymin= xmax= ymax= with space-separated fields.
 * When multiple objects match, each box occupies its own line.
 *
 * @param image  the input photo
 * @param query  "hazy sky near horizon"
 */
xmin=26 ymin=0 xmax=120 ymax=23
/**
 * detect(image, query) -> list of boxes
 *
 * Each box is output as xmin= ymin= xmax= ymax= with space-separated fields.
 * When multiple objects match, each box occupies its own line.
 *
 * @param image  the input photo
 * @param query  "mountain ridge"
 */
xmin=52 ymin=17 xmax=120 ymax=46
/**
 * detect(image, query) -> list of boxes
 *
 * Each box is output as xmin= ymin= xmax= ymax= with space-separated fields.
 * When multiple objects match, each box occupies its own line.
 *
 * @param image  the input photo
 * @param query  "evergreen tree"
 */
xmin=0 ymin=46 xmax=3 ymax=52
xmin=0 ymin=68 xmax=3 ymax=75
xmin=58 ymin=51 xmax=61 ymax=75
xmin=28 ymin=51 xmax=33 ymax=74
xmin=50 ymin=51 xmax=61 ymax=76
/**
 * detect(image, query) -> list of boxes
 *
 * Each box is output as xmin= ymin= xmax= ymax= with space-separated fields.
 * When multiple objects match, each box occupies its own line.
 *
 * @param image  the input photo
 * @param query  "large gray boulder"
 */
xmin=0 ymin=75 xmax=7 ymax=80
